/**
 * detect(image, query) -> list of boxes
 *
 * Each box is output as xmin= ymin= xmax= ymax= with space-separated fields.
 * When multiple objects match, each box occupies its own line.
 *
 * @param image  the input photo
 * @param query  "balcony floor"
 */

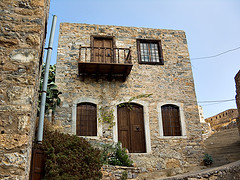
xmin=78 ymin=62 xmax=133 ymax=79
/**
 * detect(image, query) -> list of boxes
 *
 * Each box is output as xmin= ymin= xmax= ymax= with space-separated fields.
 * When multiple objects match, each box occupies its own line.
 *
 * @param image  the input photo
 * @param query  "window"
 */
xmin=161 ymin=104 xmax=181 ymax=136
xmin=137 ymin=39 xmax=163 ymax=64
xmin=76 ymin=103 xmax=97 ymax=136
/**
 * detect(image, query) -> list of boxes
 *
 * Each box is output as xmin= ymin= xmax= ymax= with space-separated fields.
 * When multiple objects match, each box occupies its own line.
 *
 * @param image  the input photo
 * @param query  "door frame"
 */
xmin=90 ymin=35 xmax=116 ymax=63
xmin=112 ymin=99 xmax=151 ymax=153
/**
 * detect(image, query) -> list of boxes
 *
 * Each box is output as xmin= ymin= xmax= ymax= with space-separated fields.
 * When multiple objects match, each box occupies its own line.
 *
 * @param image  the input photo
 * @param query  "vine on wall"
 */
xmin=99 ymin=106 xmax=115 ymax=130
xmin=98 ymin=94 xmax=152 ymax=129
xmin=118 ymin=93 xmax=152 ymax=110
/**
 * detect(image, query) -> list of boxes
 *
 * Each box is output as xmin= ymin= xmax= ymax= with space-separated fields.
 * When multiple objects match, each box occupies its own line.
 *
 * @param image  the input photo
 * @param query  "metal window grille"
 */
xmin=138 ymin=40 xmax=163 ymax=64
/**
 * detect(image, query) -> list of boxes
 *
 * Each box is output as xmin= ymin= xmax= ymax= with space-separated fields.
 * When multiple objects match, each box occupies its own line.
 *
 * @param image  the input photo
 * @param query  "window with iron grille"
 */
xmin=137 ymin=39 xmax=163 ymax=64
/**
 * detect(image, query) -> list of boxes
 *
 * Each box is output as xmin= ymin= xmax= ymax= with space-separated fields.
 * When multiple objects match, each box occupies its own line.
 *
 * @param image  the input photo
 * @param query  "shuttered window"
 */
xmin=137 ymin=39 xmax=163 ymax=65
xmin=76 ymin=103 xmax=97 ymax=136
xmin=161 ymin=104 xmax=181 ymax=136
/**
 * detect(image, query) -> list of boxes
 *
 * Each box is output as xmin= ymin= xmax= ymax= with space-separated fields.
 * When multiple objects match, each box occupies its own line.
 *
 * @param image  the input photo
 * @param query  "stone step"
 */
xmin=204 ymin=128 xmax=240 ymax=167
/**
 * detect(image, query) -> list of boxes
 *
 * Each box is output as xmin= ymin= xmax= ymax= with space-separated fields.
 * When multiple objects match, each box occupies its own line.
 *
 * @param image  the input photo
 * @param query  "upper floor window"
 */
xmin=137 ymin=39 xmax=163 ymax=65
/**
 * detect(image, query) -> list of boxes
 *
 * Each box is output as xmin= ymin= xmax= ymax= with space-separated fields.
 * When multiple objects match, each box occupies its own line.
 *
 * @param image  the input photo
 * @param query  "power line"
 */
xmin=200 ymin=102 xmax=226 ymax=107
xmin=198 ymin=99 xmax=235 ymax=103
xmin=191 ymin=46 xmax=240 ymax=61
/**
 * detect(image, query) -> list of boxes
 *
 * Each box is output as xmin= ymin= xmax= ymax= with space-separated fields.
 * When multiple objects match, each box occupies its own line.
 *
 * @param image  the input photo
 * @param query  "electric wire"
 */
xmin=191 ymin=46 xmax=240 ymax=61
xmin=198 ymin=99 xmax=235 ymax=107
xmin=198 ymin=99 xmax=235 ymax=103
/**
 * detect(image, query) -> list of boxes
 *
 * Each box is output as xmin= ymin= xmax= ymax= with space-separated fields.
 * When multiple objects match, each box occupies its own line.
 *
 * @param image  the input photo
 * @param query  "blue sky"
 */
xmin=45 ymin=0 xmax=240 ymax=118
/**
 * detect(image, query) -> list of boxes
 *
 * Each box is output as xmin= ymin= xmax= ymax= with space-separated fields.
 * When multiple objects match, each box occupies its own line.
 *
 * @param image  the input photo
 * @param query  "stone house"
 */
xmin=55 ymin=23 xmax=204 ymax=171
xmin=0 ymin=0 xmax=50 ymax=179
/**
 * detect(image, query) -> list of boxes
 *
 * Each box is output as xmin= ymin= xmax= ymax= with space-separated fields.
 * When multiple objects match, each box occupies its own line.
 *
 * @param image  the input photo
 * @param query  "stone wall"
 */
xmin=205 ymin=109 xmax=238 ymax=132
xmin=235 ymin=70 xmax=240 ymax=135
xmin=0 ymin=0 xmax=50 ymax=179
xmin=161 ymin=160 xmax=240 ymax=180
xmin=101 ymin=165 xmax=141 ymax=180
xmin=55 ymin=23 xmax=204 ymax=171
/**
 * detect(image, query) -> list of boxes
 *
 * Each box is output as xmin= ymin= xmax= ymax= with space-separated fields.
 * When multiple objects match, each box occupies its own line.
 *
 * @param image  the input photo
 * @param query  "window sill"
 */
xmin=158 ymin=135 xmax=187 ymax=139
xmin=138 ymin=62 xmax=164 ymax=65
xmin=78 ymin=135 xmax=100 ymax=140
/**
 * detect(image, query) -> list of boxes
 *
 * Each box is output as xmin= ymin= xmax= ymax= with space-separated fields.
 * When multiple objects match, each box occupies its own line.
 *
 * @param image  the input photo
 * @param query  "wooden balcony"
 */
xmin=78 ymin=46 xmax=133 ymax=80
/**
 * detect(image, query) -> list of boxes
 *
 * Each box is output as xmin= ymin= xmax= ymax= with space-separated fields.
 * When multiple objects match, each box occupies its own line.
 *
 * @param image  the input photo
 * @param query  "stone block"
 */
xmin=6 ymin=86 xmax=33 ymax=105
xmin=10 ymin=49 xmax=38 ymax=63
xmin=0 ymin=37 xmax=19 ymax=47
xmin=0 ymin=134 xmax=28 ymax=150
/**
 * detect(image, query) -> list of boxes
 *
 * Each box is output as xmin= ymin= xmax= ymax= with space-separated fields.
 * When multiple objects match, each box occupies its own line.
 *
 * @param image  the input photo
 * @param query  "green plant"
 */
xmin=38 ymin=64 xmax=62 ymax=115
xmin=98 ymin=94 xmax=152 ymax=129
xmin=99 ymin=106 xmax=115 ymax=129
xmin=121 ymin=171 xmax=128 ymax=180
xmin=99 ymin=142 xmax=133 ymax=167
xmin=35 ymin=124 xmax=103 ymax=180
xmin=203 ymin=154 xmax=213 ymax=166
xmin=118 ymin=94 xmax=152 ymax=110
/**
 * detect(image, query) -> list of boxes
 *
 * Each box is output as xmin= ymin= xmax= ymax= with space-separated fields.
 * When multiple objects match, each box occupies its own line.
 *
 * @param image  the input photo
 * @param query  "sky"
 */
xmin=45 ymin=0 xmax=240 ymax=118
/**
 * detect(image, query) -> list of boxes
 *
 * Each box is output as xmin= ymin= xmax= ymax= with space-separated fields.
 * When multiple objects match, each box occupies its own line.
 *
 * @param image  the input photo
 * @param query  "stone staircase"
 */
xmin=204 ymin=127 xmax=240 ymax=167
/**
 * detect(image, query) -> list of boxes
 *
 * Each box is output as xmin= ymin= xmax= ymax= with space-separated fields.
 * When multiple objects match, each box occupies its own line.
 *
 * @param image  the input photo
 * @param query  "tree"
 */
xmin=38 ymin=64 xmax=61 ymax=116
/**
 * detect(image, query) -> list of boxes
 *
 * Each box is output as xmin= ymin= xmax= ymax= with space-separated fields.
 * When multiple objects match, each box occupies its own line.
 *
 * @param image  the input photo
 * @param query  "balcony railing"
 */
xmin=79 ymin=46 xmax=132 ymax=64
xmin=78 ymin=45 xmax=133 ymax=80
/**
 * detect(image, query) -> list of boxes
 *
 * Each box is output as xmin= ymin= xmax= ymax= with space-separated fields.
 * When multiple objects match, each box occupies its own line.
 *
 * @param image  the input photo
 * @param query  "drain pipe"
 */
xmin=37 ymin=15 xmax=57 ymax=143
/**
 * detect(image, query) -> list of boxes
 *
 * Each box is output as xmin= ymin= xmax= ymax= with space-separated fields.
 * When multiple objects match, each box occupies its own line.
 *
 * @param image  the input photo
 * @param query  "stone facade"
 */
xmin=0 ymin=0 xmax=50 ymax=179
xmin=55 ymin=23 xmax=204 ymax=171
xmin=235 ymin=70 xmax=240 ymax=135
xmin=205 ymin=109 xmax=238 ymax=132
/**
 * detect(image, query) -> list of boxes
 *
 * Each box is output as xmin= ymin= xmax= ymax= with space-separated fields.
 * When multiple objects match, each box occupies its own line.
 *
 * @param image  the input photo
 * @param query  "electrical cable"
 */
xmin=191 ymin=46 xmax=240 ymax=61
xmin=198 ymin=99 xmax=235 ymax=103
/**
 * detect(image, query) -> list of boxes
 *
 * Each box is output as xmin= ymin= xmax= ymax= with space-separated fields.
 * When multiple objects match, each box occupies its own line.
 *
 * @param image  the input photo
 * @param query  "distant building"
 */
xmin=205 ymin=109 xmax=238 ymax=132
xmin=198 ymin=106 xmax=211 ymax=140
xmin=198 ymin=106 xmax=205 ymax=123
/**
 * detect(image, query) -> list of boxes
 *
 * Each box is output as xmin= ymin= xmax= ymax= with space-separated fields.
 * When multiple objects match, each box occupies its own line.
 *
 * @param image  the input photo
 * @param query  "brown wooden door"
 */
xmin=77 ymin=103 xmax=97 ymax=136
xmin=161 ymin=104 xmax=181 ymax=136
xmin=93 ymin=38 xmax=113 ymax=63
xmin=30 ymin=149 xmax=45 ymax=180
xmin=118 ymin=103 xmax=146 ymax=153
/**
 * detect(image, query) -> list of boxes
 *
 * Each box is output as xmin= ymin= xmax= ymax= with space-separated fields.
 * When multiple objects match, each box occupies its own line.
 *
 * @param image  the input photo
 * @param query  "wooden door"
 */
xmin=30 ymin=149 xmax=45 ymax=180
xmin=118 ymin=103 xmax=146 ymax=153
xmin=93 ymin=38 xmax=113 ymax=63
xmin=77 ymin=103 xmax=97 ymax=136
xmin=161 ymin=104 xmax=181 ymax=136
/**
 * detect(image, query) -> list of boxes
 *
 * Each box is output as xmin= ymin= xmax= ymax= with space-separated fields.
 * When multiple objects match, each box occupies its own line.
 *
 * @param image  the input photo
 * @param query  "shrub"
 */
xmin=121 ymin=171 xmax=128 ymax=180
xmin=203 ymin=154 xmax=213 ymax=166
xmin=36 ymin=126 xmax=103 ymax=180
xmin=99 ymin=142 xmax=133 ymax=167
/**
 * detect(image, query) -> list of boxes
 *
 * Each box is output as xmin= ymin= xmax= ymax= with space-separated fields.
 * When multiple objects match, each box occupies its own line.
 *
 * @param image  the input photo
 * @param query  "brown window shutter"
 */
xmin=161 ymin=104 xmax=181 ymax=136
xmin=77 ymin=103 xmax=97 ymax=136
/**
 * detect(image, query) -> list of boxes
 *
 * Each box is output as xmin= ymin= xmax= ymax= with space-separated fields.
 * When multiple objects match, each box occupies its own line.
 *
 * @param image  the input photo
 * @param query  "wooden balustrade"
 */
xmin=79 ymin=46 xmax=132 ymax=64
